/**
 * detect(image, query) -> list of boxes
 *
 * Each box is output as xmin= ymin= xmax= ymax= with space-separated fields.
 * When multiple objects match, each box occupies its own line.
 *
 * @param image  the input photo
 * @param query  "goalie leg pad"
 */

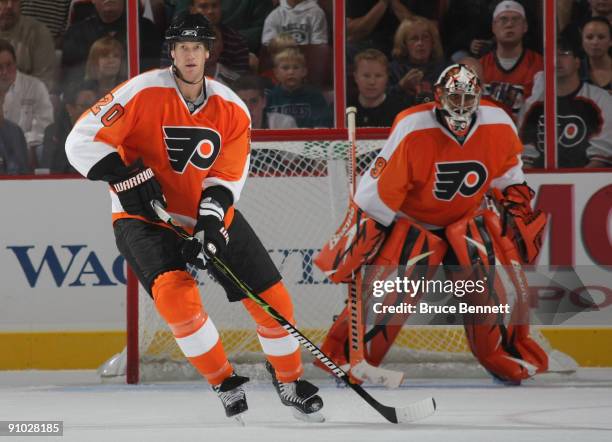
xmin=446 ymin=211 xmax=547 ymax=381
xmin=314 ymin=200 xmax=388 ymax=283
xmin=152 ymin=270 xmax=233 ymax=385
xmin=315 ymin=219 xmax=446 ymax=373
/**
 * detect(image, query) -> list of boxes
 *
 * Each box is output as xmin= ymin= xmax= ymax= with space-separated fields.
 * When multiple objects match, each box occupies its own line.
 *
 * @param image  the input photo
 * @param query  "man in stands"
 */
xmin=480 ymin=0 xmax=543 ymax=120
xmin=65 ymin=12 xmax=324 ymax=423
xmin=520 ymin=36 xmax=612 ymax=168
xmin=316 ymin=64 xmax=549 ymax=385
xmin=0 ymin=0 xmax=56 ymax=90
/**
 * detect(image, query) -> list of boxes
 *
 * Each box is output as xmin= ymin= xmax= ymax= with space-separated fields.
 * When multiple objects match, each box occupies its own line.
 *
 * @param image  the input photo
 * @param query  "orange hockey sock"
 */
xmin=242 ymin=282 xmax=303 ymax=382
xmin=152 ymin=270 xmax=232 ymax=385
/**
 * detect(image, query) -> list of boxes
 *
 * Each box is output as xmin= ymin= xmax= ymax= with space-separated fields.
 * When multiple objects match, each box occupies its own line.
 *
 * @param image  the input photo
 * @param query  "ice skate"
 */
xmin=212 ymin=373 xmax=250 ymax=423
xmin=265 ymin=362 xmax=325 ymax=423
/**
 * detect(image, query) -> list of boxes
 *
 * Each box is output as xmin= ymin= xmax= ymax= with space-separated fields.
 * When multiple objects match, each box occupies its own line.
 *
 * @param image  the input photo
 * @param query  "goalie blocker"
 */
xmin=315 ymin=202 xmax=548 ymax=383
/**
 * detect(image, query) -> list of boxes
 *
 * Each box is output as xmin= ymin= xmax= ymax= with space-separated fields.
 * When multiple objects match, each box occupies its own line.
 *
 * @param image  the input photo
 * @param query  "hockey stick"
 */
xmin=345 ymin=107 xmax=404 ymax=389
xmin=150 ymin=201 xmax=436 ymax=424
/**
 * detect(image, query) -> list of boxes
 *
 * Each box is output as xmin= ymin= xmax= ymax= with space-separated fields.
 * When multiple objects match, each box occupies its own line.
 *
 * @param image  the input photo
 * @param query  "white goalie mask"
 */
xmin=434 ymin=64 xmax=482 ymax=137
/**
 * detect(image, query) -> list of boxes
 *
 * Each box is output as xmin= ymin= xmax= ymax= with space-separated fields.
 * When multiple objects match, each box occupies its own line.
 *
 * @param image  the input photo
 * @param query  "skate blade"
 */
xmin=292 ymin=408 xmax=326 ymax=423
xmin=233 ymin=413 xmax=247 ymax=426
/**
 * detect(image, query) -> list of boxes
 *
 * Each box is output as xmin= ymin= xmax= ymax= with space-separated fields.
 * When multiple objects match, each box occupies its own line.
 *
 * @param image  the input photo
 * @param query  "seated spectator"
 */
xmin=85 ymin=35 xmax=126 ymax=97
xmin=265 ymin=47 xmax=332 ymax=127
xmin=189 ymin=0 xmax=251 ymax=73
xmin=262 ymin=0 xmax=328 ymax=46
xmin=0 ymin=0 xmax=56 ymax=91
xmin=580 ymin=16 xmax=612 ymax=92
xmin=348 ymin=48 xmax=408 ymax=127
xmin=0 ymin=88 xmax=28 ymax=174
xmin=0 ymin=39 xmax=53 ymax=170
xmin=61 ymin=0 xmax=162 ymax=91
xmin=480 ymin=0 xmax=543 ymax=120
xmin=259 ymin=32 xmax=298 ymax=85
xmin=41 ymin=80 xmax=97 ymax=174
xmin=233 ymin=74 xmax=297 ymax=129
xmin=389 ymin=16 xmax=446 ymax=105
xmin=20 ymin=0 xmax=71 ymax=48
xmin=519 ymin=37 xmax=612 ymax=168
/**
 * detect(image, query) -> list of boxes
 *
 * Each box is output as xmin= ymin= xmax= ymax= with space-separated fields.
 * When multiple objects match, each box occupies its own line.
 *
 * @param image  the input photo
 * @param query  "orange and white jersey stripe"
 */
xmin=355 ymin=100 xmax=525 ymax=228
xmin=66 ymin=67 xmax=251 ymax=227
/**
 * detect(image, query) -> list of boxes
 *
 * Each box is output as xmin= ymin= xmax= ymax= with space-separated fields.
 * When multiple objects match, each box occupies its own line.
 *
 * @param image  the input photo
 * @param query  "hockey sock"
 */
xmin=242 ymin=282 xmax=303 ymax=382
xmin=152 ymin=270 xmax=233 ymax=385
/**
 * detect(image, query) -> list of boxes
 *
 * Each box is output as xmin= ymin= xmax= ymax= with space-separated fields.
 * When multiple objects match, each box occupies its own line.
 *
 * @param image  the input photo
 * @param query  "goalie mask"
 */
xmin=434 ymin=64 xmax=482 ymax=138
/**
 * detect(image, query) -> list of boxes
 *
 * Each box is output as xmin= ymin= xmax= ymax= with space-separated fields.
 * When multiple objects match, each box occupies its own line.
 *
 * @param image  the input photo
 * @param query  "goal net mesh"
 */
xmin=99 ymin=135 xmax=575 ymax=382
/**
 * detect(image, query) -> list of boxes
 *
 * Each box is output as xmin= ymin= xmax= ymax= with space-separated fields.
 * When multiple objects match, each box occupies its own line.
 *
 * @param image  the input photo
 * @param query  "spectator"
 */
xmin=346 ymin=0 xmax=441 ymax=58
xmin=519 ymin=37 xmax=612 ymax=168
xmin=20 ymin=0 xmax=71 ymax=48
xmin=0 ymin=39 xmax=53 ymax=170
xmin=61 ymin=0 xmax=162 ymax=91
xmin=0 ymin=88 xmax=28 ymax=174
xmin=389 ymin=16 xmax=446 ymax=105
xmin=581 ymin=16 xmax=612 ymax=92
xmin=348 ymin=48 xmax=408 ymax=127
xmin=41 ymin=80 xmax=97 ymax=173
xmin=260 ymin=32 xmax=297 ymax=85
xmin=0 ymin=0 xmax=56 ymax=91
xmin=189 ymin=0 xmax=251 ymax=73
xmin=233 ymin=74 xmax=297 ymax=129
xmin=262 ymin=0 xmax=328 ymax=46
xmin=266 ymin=47 xmax=332 ymax=127
xmin=587 ymin=0 xmax=612 ymax=23
xmin=222 ymin=0 xmax=273 ymax=54
xmin=480 ymin=0 xmax=543 ymax=119
xmin=85 ymin=35 xmax=126 ymax=97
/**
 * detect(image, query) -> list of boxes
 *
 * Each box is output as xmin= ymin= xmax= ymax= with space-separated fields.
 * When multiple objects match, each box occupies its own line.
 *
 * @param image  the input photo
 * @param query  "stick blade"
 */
xmin=395 ymin=397 xmax=437 ymax=424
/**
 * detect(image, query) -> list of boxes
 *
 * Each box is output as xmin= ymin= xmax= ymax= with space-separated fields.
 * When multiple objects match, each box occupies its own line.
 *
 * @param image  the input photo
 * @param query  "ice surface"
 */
xmin=1 ymin=369 xmax=611 ymax=442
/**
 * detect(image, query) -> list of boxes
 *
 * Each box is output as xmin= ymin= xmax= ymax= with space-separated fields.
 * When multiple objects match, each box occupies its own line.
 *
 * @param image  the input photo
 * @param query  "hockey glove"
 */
xmin=109 ymin=158 xmax=166 ymax=221
xmin=492 ymin=183 xmax=547 ymax=264
xmin=181 ymin=197 xmax=229 ymax=269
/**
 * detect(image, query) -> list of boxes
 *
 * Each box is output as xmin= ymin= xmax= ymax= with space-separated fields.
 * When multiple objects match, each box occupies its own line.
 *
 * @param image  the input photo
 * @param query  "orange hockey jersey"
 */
xmin=354 ymin=100 xmax=525 ymax=228
xmin=66 ymin=67 xmax=251 ymax=228
xmin=481 ymin=49 xmax=543 ymax=118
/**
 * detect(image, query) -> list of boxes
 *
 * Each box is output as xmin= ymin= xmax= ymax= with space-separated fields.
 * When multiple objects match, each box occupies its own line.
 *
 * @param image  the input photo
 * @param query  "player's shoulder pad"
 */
xmin=205 ymin=77 xmax=250 ymax=123
xmin=108 ymin=67 xmax=176 ymax=104
xmin=478 ymin=100 xmax=518 ymax=134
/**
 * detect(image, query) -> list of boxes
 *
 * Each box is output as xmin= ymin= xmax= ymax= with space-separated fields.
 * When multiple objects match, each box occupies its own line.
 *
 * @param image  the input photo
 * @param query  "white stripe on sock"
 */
xmin=175 ymin=317 xmax=220 ymax=357
xmin=257 ymin=333 xmax=299 ymax=356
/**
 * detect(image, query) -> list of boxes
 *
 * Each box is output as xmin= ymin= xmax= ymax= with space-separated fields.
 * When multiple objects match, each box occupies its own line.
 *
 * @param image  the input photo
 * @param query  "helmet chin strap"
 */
xmin=172 ymin=64 xmax=205 ymax=86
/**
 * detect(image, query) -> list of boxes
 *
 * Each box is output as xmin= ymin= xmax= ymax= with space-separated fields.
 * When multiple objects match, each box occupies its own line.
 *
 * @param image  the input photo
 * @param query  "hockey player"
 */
xmin=315 ymin=64 xmax=548 ymax=384
xmin=65 ymin=12 xmax=323 ymax=422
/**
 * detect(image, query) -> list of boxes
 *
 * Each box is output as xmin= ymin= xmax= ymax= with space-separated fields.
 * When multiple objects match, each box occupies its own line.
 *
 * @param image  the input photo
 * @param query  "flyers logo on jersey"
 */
xmin=433 ymin=161 xmax=488 ymax=201
xmin=163 ymin=127 xmax=222 ymax=173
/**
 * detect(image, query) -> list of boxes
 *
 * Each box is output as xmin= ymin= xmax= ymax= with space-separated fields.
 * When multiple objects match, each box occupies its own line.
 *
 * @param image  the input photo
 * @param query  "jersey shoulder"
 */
xmin=205 ymin=77 xmax=250 ymax=122
xmin=478 ymin=99 xmax=518 ymax=133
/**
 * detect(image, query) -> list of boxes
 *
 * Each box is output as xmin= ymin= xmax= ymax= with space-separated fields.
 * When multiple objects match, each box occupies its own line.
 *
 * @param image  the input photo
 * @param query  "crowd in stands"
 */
xmin=0 ymin=0 xmax=610 ymax=175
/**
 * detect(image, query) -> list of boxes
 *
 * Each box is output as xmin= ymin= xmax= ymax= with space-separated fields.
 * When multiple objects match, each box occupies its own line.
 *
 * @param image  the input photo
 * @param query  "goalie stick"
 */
xmin=345 ymin=107 xmax=404 ymax=389
xmin=150 ymin=200 xmax=436 ymax=424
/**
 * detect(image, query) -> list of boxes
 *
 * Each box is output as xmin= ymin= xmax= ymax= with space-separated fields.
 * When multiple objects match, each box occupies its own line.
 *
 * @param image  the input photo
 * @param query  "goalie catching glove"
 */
xmin=181 ymin=192 xmax=230 ymax=269
xmin=492 ymin=183 xmax=547 ymax=264
xmin=109 ymin=158 xmax=166 ymax=221
xmin=314 ymin=200 xmax=388 ymax=283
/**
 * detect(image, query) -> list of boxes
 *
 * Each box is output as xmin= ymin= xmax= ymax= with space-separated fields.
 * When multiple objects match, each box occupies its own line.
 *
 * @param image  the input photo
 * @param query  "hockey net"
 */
xmin=100 ymin=129 xmax=577 ymax=382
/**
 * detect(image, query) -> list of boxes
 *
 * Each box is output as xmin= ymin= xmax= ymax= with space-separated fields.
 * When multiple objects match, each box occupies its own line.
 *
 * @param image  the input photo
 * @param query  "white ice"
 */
xmin=1 ymin=369 xmax=611 ymax=442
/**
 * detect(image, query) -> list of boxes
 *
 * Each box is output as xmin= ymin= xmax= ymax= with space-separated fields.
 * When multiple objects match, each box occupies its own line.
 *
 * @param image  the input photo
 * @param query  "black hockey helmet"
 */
xmin=165 ymin=12 xmax=215 ymax=49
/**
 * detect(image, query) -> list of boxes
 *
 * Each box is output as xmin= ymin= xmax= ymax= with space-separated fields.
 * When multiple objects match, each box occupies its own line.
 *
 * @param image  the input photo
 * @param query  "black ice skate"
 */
xmin=212 ymin=373 xmax=250 ymax=424
xmin=265 ymin=362 xmax=325 ymax=422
